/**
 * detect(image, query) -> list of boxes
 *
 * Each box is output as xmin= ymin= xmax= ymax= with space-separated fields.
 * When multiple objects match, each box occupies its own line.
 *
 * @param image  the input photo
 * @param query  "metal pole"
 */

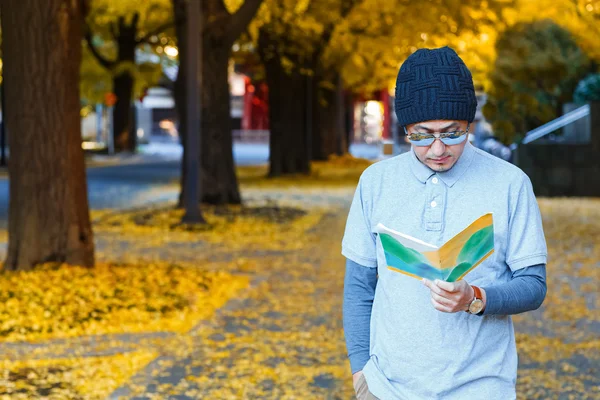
xmin=182 ymin=0 xmax=203 ymax=223
xmin=96 ymin=103 xmax=103 ymax=144
xmin=107 ymin=106 xmax=115 ymax=155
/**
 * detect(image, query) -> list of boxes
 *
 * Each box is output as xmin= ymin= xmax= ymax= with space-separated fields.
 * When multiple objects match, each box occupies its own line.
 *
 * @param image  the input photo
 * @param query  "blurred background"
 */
xmin=0 ymin=1 xmax=598 ymax=399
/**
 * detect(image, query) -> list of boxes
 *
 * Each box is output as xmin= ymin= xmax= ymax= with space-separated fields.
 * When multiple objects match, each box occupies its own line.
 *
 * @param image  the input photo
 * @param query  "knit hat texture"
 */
xmin=394 ymin=46 xmax=477 ymax=127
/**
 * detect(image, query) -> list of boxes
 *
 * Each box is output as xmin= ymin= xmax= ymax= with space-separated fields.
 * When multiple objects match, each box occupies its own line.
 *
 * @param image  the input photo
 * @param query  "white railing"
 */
xmin=517 ymin=104 xmax=590 ymax=147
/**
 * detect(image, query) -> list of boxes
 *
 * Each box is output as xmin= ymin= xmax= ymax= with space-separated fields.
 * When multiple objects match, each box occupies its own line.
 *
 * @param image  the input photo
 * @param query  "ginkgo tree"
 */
xmin=174 ymin=0 xmax=264 ymax=206
xmin=251 ymin=0 xmax=514 ymax=176
xmin=84 ymin=0 xmax=174 ymax=151
xmin=1 ymin=0 xmax=94 ymax=271
xmin=463 ymin=0 xmax=600 ymax=144
xmin=256 ymin=0 xmax=353 ymax=175
xmin=514 ymin=0 xmax=600 ymax=62
xmin=483 ymin=19 xmax=591 ymax=144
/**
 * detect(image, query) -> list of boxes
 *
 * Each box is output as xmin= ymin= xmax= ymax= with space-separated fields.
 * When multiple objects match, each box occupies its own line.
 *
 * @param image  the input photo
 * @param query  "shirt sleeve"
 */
xmin=341 ymin=175 xmax=378 ymax=268
xmin=505 ymin=174 xmax=548 ymax=271
xmin=482 ymin=264 xmax=547 ymax=315
xmin=343 ymin=258 xmax=378 ymax=373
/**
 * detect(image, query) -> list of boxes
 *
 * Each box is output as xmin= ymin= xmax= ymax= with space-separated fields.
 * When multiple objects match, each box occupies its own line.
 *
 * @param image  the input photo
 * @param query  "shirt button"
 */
xmin=431 ymin=201 xmax=437 ymax=208
xmin=432 ymin=177 xmax=439 ymax=184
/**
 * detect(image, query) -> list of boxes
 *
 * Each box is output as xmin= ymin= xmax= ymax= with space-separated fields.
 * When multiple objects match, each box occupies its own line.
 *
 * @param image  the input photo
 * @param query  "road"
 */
xmin=0 ymin=142 xmax=381 ymax=228
xmin=0 ymin=161 xmax=181 ymax=228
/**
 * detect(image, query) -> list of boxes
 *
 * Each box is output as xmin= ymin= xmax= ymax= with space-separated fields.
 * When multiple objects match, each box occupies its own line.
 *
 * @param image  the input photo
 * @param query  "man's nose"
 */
xmin=430 ymin=139 xmax=446 ymax=156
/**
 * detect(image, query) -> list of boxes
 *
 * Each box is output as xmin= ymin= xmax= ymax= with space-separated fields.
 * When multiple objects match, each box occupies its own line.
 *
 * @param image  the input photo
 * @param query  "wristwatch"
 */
xmin=467 ymin=285 xmax=484 ymax=314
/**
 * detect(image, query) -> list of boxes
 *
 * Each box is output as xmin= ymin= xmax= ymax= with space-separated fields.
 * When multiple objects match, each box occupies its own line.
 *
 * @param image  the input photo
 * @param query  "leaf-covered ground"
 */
xmin=513 ymin=198 xmax=600 ymax=399
xmin=0 ymin=158 xmax=598 ymax=399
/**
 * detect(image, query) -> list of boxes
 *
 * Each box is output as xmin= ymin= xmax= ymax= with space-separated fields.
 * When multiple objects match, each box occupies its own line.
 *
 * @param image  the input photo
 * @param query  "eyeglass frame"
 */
xmin=403 ymin=122 xmax=471 ymax=147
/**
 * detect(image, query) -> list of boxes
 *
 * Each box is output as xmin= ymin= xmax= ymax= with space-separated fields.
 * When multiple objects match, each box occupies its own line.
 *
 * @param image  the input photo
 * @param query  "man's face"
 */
xmin=406 ymin=120 xmax=469 ymax=172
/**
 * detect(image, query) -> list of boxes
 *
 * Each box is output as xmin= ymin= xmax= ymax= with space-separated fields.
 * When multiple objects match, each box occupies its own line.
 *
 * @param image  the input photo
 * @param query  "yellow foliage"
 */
xmin=0 ymin=263 xmax=249 ymax=342
xmin=515 ymin=0 xmax=600 ymax=61
xmin=236 ymin=156 xmax=372 ymax=189
xmin=92 ymin=202 xmax=325 ymax=254
xmin=0 ymin=175 xmax=598 ymax=398
xmin=0 ymin=350 xmax=157 ymax=399
xmin=88 ymin=0 xmax=172 ymax=30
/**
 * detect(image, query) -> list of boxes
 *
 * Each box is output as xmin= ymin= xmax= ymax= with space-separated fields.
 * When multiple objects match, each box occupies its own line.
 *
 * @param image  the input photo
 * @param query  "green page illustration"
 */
xmin=376 ymin=213 xmax=494 ymax=282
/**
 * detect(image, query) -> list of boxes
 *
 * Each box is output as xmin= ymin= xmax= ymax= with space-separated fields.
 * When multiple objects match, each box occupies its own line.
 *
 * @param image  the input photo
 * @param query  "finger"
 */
xmin=431 ymin=297 xmax=452 ymax=313
xmin=431 ymin=291 xmax=454 ymax=307
xmin=431 ymin=297 xmax=465 ymax=313
xmin=434 ymin=279 xmax=458 ymax=292
xmin=423 ymin=279 xmax=446 ymax=296
xmin=422 ymin=278 xmax=434 ymax=290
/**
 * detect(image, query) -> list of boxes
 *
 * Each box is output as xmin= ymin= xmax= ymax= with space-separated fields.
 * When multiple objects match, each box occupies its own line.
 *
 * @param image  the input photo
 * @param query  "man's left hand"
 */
xmin=422 ymin=278 xmax=474 ymax=313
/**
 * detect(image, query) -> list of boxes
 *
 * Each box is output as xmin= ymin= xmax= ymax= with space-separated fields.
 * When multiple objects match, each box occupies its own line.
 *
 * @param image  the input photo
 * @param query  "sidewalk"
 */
xmin=0 ymin=188 xmax=357 ymax=399
xmin=0 ymin=188 xmax=598 ymax=398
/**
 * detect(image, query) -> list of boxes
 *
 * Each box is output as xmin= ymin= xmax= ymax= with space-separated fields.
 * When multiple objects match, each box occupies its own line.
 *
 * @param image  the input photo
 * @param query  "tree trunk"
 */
xmin=345 ymin=91 xmax=354 ymax=153
xmin=312 ymin=82 xmax=338 ymax=160
xmin=264 ymin=54 xmax=310 ymax=176
xmin=1 ymin=0 xmax=95 ymax=271
xmin=112 ymin=72 xmax=135 ymax=151
xmin=112 ymin=16 xmax=138 ymax=152
xmin=199 ymin=44 xmax=241 ymax=204
xmin=334 ymin=74 xmax=347 ymax=155
xmin=312 ymin=71 xmax=347 ymax=160
xmin=175 ymin=0 xmax=262 ymax=206
xmin=174 ymin=0 xmax=188 ymax=208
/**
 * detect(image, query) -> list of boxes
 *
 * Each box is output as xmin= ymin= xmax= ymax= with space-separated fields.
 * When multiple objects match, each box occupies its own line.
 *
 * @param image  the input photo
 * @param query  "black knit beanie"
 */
xmin=394 ymin=46 xmax=477 ymax=127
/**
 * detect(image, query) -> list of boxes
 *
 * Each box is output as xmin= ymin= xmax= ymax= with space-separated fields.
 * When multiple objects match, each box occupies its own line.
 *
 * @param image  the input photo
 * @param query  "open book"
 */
xmin=376 ymin=213 xmax=494 ymax=282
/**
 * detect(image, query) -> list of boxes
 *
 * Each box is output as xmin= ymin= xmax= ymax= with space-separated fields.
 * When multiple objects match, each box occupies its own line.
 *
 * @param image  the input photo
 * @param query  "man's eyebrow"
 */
xmin=413 ymin=122 xmax=460 ymax=132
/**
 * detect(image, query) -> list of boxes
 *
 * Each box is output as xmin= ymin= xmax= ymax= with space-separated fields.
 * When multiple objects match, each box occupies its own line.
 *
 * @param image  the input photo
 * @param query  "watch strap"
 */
xmin=472 ymin=285 xmax=482 ymax=301
xmin=467 ymin=285 xmax=484 ymax=314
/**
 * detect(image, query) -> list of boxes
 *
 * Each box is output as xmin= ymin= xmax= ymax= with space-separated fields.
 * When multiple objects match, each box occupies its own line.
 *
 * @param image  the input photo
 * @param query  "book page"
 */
xmin=376 ymin=223 xmax=443 ymax=280
xmin=375 ymin=223 xmax=438 ymax=252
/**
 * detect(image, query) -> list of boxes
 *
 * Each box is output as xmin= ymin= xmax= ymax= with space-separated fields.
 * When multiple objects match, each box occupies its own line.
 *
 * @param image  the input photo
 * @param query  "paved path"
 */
xmin=1 ymin=193 xmax=598 ymax=399
xmin=106 ymin=202 xmax=355 ymax=399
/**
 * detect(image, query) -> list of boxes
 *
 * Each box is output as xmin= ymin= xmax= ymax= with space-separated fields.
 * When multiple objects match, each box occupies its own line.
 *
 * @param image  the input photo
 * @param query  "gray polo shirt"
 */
xmin=341 ymin=141 xmax=547 ymax=399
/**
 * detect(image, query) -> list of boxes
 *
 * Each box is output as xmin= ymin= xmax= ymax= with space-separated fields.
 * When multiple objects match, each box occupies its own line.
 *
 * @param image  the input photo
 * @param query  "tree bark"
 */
xmin=311 ymin=70 xmax=348 ymax=160
xmin=176 ymin=3 xmax=242 ymax=205
xmin=312 ymin=79 xmax=338 ymax=160
xmin=112 ymin=73 xmax=135 ymax=151
xmin=261 ymin=34 xmax=310 ymax=176
xmin=173 ymin=0 xmax=188 ymax=208
xmin=199 ymin=44 xmax=241 ymax=203
xmin=1 ymin=0 xmax=95 ymax=271
xmin=175 ymin=0 xmax=263 ymax=205
xmin=85 ymin=15 xmax=138 ymax=152
xmin=112 ymin=16 xmax=138 ymax=152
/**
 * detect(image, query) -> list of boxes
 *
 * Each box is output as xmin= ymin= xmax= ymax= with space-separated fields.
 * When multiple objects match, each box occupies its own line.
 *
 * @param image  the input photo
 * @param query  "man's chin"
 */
xmin=426 ymin=159 xmax=455 ymax=172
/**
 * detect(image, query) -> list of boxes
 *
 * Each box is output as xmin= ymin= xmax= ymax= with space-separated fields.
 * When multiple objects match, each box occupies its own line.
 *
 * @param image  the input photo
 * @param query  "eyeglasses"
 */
xmin=404 ymin=123 xmax=470 ymax=147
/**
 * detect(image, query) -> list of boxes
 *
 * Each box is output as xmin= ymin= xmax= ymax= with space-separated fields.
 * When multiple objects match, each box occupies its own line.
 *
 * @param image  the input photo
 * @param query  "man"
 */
xmin=342 ymin=46 xmax=547 ymax=400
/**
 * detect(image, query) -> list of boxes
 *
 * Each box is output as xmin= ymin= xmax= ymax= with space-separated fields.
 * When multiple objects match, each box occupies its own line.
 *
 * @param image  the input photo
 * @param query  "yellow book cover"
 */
xmin=376 ymin=213 xmax=494 ymax=282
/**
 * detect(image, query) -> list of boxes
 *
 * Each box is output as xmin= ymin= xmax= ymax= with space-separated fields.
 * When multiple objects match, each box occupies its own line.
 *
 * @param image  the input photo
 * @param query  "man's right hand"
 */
xmin=352 ymin=371 xmax=363 ymax=387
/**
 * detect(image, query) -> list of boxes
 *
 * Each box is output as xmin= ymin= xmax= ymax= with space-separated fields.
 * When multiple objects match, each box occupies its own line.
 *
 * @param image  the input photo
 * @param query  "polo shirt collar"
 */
xmin=409 ymin=141 xmax=475 ymax=187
